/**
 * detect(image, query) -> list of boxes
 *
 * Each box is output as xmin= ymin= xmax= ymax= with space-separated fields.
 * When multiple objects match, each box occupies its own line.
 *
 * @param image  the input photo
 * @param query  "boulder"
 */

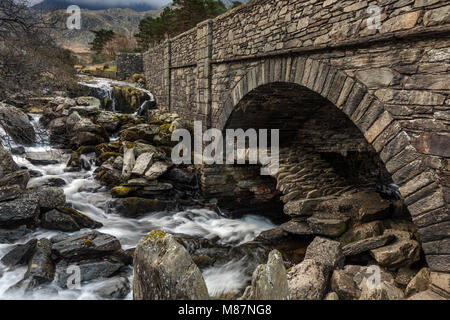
xmin=131 ymin=152 xmax=154 ymax=177
xmin=133 ymin=230 xmax=210 ymax=300
xmin=120 ymin=124 xmax=160 ymax=142
xmin=0 ymin=103 xmax=36 ymax=145
xmin=307 ymin=214 xmax=348 ymax=237
xmin=342 ymin=234 xmax=395 ymax=256
xmin=280 ymin=220 xmax=314 ymax=236
xmin=0 ymin=225 xmax=33 ymax=244
xmin=1 ymin=238 xmax=37 ymax=267
xmin=339 ymin=221 xmax=385 ymax=245
xmin=135 ymin=182 xmax=173 ymax=197
xmin=331 ymin=269 xmax=361 ymax=300
xmin=0 ymin=197 xmax=40 ymax=227
xmin=359 ymin=280 xmax=405 ymax=300
xmin=0 ymin=169 xmax=30 ymax=190
xmin=324 ymin=292 xmax=339 ymax=300
xmin=66 ymin=111 xmax=82 ymax=130
xmin=56 ymin=206 xmax=103 ymax=229
xmin=405 ymin=268 xmax=431 ymax=297
xmin=287 ymin=259 xmax=329 ymax=300
xmin=75 ymin=96 xmax=101 ymax=108
xmin=304 ymin=237 xmax=345 ymax=271
xmin=112 ymin=197 xmax=167 ymax=218
xmin=25 ymin=150 xmax=63 ymax=165
xmin=24 ymin=239 xmax=55 ymax=285
xmin=0 ymin=144 xmax=19 ymax=177
xmin=55 ymin=259 xmax=124 ymax=288
xmin=168 ymin=168 xmax=195 ymax=184
xmin=23 ymin=187 xmax=66 ymax=212
xmin=40 ymin=209 xmax=81 ymax=232
xmin=95 ymin=111 xmax=121 ymax=132
xmin=122 ymin=144 xmax=135 ymax=180
xmin=52 ymin=231 xmax=122 ymax=262
xmin=93 ymin=276 xmax=131 ymax=299
xmin=370 ymin=239 xmax=421 ymax=269
xmin=240 ymin=250 xmax=290 ymax=300
xmin=0 ymin=185 xmax=25 ymax=202
xmin=144 ymin=161 xmax=172 ymax=181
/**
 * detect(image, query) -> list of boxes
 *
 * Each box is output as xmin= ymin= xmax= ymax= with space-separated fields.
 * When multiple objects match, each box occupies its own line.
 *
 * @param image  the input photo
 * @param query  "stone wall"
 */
xmin=116 ymin=53 xmax=144 ymax=80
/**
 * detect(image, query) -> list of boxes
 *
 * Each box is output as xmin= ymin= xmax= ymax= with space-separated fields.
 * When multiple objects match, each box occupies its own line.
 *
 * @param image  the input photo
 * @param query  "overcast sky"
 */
xmin=29 ymin=0 xmax=172 ymax=8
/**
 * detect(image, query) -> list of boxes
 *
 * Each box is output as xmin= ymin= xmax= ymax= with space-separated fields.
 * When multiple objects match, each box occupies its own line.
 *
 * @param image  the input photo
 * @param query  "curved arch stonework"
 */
xmin=142 ymin=0 xmax=450 ymax=289
xmin=215 ymin=57 xmax=449 ymax=274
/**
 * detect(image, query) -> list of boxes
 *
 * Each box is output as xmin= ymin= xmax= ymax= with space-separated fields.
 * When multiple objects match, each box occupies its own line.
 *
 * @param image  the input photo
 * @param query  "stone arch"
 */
xmin=214 ymin=56 xmax=449 ymax=274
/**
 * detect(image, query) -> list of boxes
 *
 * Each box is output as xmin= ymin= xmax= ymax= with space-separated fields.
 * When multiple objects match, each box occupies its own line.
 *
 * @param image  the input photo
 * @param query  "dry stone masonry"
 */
xmin=142 ymin=0 xmax=450 ymax=295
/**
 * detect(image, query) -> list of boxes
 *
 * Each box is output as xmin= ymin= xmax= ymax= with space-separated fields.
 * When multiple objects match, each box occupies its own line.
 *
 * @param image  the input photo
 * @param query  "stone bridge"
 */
xmin=143 ymin=0 xmax=450 ymax=291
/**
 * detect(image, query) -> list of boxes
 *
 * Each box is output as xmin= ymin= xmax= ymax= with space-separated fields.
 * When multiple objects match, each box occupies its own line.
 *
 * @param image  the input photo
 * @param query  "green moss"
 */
xmin=111 ymin=186 xmax=135 ymax=198
xmin=143 ymin=230 xmax=167 ymax=247
xmin=99 ymin=152 xmax=121 ymax=162
xmin=159 ymin=123 xmax=171 ymax=134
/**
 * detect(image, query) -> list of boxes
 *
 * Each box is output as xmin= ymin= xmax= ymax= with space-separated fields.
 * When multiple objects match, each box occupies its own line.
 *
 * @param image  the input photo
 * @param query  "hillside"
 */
xmin=47 ymin=8 xmax=162 ymax=54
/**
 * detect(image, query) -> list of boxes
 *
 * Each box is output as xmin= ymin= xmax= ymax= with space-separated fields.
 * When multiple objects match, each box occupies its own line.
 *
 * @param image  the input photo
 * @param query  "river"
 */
xmin=0 ymin=78 xmax=276 ymax=300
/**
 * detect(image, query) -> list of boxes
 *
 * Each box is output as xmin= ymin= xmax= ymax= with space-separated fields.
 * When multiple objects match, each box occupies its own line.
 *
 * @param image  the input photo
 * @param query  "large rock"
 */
xmin=25 ymin=150 xmax=63 ymax=165
xmin=287 ymin=259 xmax=329 ymax=300
xmin=144 ymin=161 xmax=172 ymax=181
xmin=342 ymin=234 xmax=395 ymax=256
xmin=0 ymin=144 xmax=19 ymax=177
xmin=339 ymin=221 xmax=385 ymax=245
xmin=40 ymin=209 xmax=81 ymax=232
xmin=370 ymin=239 xmax=421 ymax=269
xmin=112 ymin=197 xmax=167 ymax=218
xmin=241 ymin=250 xmax=290 ymax=300
xmin=132 ymin=152 xmax=154 ymax=177
xmin=330 ymin=269 xmax=361 ymax=300
xmin=95 ymin=111 xmax=121 ymax=132
xmin=0 ymin=103 xmax=35 ymax=145
xmin=0 ymin=169 xmax=30 ymax=190
xmin=52 ymin=231 xmax=122 ymax=261
xmin=359 ymin=280 xmax=405 ymax=300
xmin=133 ymin=230 xmax=210 ymax=300
xmin=405 ymin=268 xmax=431 ymax=297
xmin=122 ymin=144 xmax=135 ymax=180
xmin=1 ymin=238 xmax=37 ymax=267
xmin=23 ymin=187 xmax=66 ymax=212
xmin=55 ymin=259 xmax=124 ymax=288
xmin=17 ymin=238 xmax=55 ymax=291
xmin=304 ymin=237 xmax=344 ymax=271
xmin=93 ymin=276 xmax=131 ymax=299
xmin=307 ymin=214 xmax=348 ymax=237
xmin=0 ymin=197 xmax=40 ymax=227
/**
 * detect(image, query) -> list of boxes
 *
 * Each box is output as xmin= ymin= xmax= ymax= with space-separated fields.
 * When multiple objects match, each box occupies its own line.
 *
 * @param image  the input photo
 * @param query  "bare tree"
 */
xmin=0 ymin=0 xmax=76 ymax=101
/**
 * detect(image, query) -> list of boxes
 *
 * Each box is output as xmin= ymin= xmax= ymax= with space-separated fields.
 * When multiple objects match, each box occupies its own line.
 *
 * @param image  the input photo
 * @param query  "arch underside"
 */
xmin=214 ymin=58 xmax=449 ymax=276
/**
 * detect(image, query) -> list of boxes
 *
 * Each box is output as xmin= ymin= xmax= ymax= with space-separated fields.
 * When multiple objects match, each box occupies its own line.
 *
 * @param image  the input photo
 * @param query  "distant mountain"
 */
xmin=44 ymin=8 xmax=161 ymax=52
xmin=32 ymin=0 xmax=160 ymax=12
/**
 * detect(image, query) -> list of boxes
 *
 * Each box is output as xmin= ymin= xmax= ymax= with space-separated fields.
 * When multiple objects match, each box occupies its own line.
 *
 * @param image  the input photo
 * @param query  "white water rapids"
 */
xmin=0 ymin=103 xmax=276 ymax=300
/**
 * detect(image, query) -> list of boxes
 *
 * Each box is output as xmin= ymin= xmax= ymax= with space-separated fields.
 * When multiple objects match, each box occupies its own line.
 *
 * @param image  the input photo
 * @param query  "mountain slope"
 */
xmin=33 ymin=0 xmax=160 ymax=12
xmin=47 ymin=8 xmax=161 ymax=51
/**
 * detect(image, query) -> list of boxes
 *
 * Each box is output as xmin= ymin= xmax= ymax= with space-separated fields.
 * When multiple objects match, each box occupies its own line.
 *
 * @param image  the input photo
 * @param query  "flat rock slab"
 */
xmin=52 ymin=231 xmax=121 ymax=262
xmin=280 ymin=220 xmax=313 ymax=236
xmin=55 ymin=259 xmax=124 ymax=288
xmin=25 ymin=150 xmax=64 ymax=165
xmin=343 ymin=234 xmax=395 ymax=256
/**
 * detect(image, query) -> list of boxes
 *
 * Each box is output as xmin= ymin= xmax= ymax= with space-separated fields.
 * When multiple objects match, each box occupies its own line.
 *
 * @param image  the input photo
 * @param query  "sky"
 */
xmin=29 ymin=0 xmax=172 ymax=9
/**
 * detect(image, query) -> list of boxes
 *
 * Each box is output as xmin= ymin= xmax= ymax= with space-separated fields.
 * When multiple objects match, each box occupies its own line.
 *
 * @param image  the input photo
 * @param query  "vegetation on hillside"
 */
xmin=0 ymin=0 xmax=76 ymax=100
xmin=135 ymin=0 xmax=243 ymax=49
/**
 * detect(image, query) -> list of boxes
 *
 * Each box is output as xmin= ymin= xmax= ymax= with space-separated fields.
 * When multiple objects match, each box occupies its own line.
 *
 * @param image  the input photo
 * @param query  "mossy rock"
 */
xmin=99 ymin=152 xmax=121 ymax=163
xmin=111 ymin=186 xmax=137 ymax=198
xmin=114 ymin=197 xmax=167 ymax=218
xmin=143 ymin=230 xmax=167 ymax=247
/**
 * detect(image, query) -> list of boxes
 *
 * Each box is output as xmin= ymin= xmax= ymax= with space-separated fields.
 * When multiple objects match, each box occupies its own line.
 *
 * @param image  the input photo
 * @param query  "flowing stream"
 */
xmin=0 ymin=85 xmax=277 ymax=300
